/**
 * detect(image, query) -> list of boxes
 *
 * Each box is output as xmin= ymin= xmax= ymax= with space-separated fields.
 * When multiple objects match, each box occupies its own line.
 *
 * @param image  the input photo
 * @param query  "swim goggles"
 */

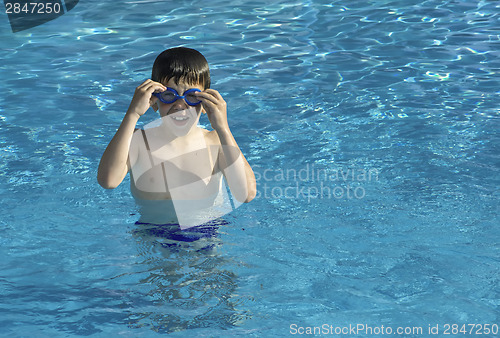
xmin=152 ymin=87 xmax=202 ymax=106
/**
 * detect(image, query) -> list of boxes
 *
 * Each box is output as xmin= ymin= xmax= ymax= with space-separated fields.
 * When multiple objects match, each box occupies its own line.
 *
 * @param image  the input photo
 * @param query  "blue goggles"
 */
xmin=152 ymin=87 xmax=202 ymax=106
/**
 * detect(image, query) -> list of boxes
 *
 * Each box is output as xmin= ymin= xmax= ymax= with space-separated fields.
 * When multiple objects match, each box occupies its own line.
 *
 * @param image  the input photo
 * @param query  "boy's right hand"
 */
xmin=126 ymin=79 xmax=166 ymax=118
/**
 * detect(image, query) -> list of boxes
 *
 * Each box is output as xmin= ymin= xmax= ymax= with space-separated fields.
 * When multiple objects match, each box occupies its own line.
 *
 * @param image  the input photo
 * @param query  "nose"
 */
xmin=172 ymin=98 xmax=188 ymax=111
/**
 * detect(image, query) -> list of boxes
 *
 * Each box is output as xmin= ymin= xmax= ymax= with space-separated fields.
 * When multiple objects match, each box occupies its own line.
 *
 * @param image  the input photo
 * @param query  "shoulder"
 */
xmin=203 ymin=128 xmax=221 ymax=146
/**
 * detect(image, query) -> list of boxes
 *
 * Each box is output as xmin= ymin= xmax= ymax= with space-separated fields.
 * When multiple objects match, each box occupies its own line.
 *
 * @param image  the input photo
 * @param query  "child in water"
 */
xmin=98 ymin=47 xmax=256 ymax=229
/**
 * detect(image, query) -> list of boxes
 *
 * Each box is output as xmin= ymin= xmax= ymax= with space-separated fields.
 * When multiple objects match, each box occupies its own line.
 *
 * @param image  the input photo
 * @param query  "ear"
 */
xmin=151 ymin=100 xmax=159 ymax=112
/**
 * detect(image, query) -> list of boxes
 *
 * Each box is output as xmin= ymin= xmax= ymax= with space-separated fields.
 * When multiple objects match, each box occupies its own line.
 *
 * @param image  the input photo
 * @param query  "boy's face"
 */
xmin=155 ymin=78 xmax=205 ymax=118
xmin=154 ymin=78 xmax=205 ymax=136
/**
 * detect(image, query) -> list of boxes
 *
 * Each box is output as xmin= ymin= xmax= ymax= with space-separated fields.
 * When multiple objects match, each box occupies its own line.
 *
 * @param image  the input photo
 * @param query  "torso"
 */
xmin=129 ymin=126 xmax=222 ymax=201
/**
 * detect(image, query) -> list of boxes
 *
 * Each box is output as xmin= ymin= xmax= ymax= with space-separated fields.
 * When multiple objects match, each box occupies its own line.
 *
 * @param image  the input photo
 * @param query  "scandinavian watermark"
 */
xmin=254 ymin=163 xmax=379 ymax=202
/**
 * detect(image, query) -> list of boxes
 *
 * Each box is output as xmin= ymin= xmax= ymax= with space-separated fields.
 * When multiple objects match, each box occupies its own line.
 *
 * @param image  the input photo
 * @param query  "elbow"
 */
xmin=97 ymin=173 xmax=119 ymax=189
xmin=99 ymin=182 xmax=119 ymax=189
xmin=98 ymin=179 xmax=118 ymax=190
xmin=243 ymin=171 xmax=257 ymax=203
xmin=97 ymin=162 xmax=127 ymax=189
xmin=231 ymin=185 xmax=256 ymax=203
xmin=243 ymin=185 xmax=257 ymax=203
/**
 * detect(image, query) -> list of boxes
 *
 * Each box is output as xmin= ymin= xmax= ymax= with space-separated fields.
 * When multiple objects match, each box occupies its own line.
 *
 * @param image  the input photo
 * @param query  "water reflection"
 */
xmin=127 ymin=219 xmax=247 ymax=333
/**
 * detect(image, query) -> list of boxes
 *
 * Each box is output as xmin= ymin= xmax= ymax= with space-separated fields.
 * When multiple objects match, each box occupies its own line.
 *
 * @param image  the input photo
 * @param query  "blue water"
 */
xmin=1 ymin=0 xmax=499 ymax=336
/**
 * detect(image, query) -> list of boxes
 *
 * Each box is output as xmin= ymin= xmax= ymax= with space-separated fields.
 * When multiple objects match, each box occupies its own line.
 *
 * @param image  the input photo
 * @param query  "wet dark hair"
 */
xmin=151 ymin=47 xmax=210 ymax=89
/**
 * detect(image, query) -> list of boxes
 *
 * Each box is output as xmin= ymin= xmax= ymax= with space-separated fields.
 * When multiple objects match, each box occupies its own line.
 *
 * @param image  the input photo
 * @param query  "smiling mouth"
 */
xmin=170 ymin=115 xmax=189 ymax=126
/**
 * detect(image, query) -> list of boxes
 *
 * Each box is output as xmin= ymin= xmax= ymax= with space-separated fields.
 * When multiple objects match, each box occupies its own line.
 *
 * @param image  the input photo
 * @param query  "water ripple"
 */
xmin=0 ymin=0 xmax=499 ymax=335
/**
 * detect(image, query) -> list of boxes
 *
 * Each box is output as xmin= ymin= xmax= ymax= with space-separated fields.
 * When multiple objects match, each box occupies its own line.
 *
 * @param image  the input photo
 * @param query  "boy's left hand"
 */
xmin=195 ymin=89 xmax=229 ymax=131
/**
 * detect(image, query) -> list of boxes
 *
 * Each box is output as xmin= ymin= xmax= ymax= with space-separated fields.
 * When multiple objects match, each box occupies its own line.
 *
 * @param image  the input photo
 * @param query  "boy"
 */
xmin=98 ymin=47 xmax=256 ymax=229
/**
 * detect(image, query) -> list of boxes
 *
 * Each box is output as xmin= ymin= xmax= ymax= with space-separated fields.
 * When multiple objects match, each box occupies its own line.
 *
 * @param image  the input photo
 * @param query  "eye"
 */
xmin=185 ymin=93 xmax=198 ymax=102
xmin=161 ymin=92 xmax=176 ymax=102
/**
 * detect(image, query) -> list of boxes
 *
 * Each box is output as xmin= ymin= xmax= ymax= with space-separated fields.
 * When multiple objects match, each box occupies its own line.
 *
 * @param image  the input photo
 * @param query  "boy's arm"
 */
xmin=196 ymin=89 xmax=256 ymax=202
xmin=215 ymin=127 xmax=257 ymax=203
xmin=97 ymin=113 xmax=139 ymax=189
xmin=97 ymin=80 xmax=166 ymax=189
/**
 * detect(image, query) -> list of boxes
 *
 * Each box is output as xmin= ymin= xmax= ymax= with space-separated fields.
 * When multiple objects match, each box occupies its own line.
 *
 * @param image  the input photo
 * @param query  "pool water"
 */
xmin=0 ymin=0 xmax=499 ymax=336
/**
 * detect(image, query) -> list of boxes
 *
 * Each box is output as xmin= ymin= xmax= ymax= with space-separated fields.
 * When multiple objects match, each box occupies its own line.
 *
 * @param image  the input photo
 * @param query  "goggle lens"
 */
xmin=185 ymin=92 xmax=199 ymax=105
xmin=154 ymin=88 xmax=201 ymax=106
xmin=160 ymin=91 xmax=176 ymax=103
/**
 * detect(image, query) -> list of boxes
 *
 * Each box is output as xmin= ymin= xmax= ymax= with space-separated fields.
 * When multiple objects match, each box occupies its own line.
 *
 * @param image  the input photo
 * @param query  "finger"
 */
xmin=138 ymin=79 xmax=165 ymax=91
xmin=204 ymin=89 xmax=224 ymax=101
xmin=198 ymin=90 xmax=225 ymax=106
xmin=195 ymin=91 xmax=219 ymax=105
xmin=140 ymin=79 xmax=164 ymax=87
xmin=150 ymin=80 xmax=167 ymax=89
xmin=144 ymin=83 xmax=166 ymax=93
xmin=137 ymin=79 xmax=153 ymax=89
xmin=201 ymin=99 xmax=217 ymax=112
xmin=151 ymin=81 xmax=167 ymax=90
xmin=199 ymin=97 xmax=219 ymax=109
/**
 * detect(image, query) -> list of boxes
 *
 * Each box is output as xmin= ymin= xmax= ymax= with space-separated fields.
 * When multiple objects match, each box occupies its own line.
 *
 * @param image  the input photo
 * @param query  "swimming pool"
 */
xmin=0 ymin=0 xmax=498 ymax=336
